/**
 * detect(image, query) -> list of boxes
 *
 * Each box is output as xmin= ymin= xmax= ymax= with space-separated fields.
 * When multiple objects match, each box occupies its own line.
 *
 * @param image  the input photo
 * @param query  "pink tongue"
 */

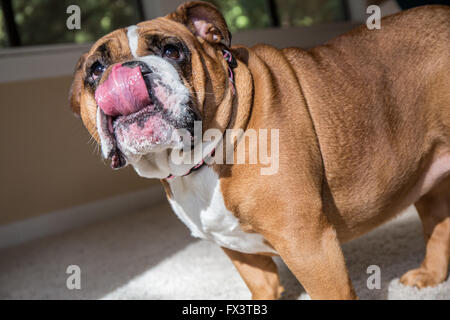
xmin=95 ymin=64 xmax=151 ymax=117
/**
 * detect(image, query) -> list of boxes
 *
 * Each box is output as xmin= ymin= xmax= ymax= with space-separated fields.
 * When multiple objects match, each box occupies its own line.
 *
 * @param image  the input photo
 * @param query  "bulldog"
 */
xmin=69 ymin=2 xmax=450 ymax=299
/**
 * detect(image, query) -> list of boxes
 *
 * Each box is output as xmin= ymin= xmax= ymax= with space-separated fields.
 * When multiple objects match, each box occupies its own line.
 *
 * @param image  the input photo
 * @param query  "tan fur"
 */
xmin=401 ymin=177 xmax=450 ymax=288
xmin=222 ymin=247 xmax=284 ymax=299
xmin=71 ymin=3 xmax=450 ymax=299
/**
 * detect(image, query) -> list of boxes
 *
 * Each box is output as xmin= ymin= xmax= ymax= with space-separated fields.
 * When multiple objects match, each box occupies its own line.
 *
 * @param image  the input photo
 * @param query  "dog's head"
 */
xmin=70 ymin=1 xmax=235 ymax=178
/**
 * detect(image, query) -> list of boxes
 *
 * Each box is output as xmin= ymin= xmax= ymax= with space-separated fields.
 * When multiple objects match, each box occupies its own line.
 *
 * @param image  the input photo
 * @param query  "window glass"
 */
xmin=0 ymin=6 xmax=7 ymax=47
xmin=276 ymin=0 xmax=347 ymax=27
xmin=206 ymin=0 xmax=273 ymax=32
xmin=1 ymin=0 xmax=142 ymax=48
xmin=1 ymin=0 xmax=350 ymax=49
xmin=208 ymin=0 xmax=347 ymax=31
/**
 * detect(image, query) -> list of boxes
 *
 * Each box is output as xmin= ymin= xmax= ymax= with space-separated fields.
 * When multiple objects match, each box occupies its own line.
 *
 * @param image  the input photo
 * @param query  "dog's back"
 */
xmin=282 ymin=5 xmax=450 ymax=240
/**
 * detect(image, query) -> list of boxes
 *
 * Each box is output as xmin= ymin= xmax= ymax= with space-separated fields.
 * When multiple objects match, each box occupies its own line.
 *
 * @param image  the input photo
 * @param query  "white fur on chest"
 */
xmin=167 ymin=167 xmax=277 ymax=254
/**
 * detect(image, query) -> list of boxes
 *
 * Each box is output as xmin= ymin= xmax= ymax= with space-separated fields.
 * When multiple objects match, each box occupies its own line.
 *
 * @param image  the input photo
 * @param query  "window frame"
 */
xmin=0 ymin=0 xmax=362 ymax=83
xmin=0 ymin=0 xmax=146 ymax=48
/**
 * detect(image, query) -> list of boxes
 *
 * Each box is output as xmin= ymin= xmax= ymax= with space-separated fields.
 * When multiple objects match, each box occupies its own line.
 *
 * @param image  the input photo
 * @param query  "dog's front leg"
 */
xmin=222 ymin=247 xmax=284 ymax=300
xmin=263 ymin=211 xmax=357 ymax=300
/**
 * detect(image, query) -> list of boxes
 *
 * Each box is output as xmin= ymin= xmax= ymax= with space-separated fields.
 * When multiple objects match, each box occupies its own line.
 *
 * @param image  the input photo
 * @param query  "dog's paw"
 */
xmin=400 ymin=268 xmax=445 ymax=289
xmin=251 ymin=285 xmax=285 ymax=300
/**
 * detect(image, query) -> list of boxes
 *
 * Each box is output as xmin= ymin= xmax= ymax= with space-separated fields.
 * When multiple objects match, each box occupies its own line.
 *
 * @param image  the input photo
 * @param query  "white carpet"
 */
xmin=0 ymin=203 xmax=448 ymax=300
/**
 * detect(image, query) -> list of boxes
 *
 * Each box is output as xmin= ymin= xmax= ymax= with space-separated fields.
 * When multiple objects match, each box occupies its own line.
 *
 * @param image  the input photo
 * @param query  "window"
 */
xmin=0 ymin=0 xmax=143 ymax=48
xmin=205 ymin=0 xmax=274 ymax=33
xmin=0 ymin=0 xmax=351 ymax=49
xmin=0 ymin=5 xmax=7 ymax=47
xmin=276 ymin=0 xmax=348 ymax=27
xmin=206 ymin=0 xmax=349 ymax=32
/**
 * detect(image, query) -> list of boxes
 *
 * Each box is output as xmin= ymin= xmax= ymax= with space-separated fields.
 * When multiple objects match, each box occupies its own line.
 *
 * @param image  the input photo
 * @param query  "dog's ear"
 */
xmin=69 ymin=53 xmax=88 ymax=116
xmin=168 ymin=1 xmax=231 ymax=47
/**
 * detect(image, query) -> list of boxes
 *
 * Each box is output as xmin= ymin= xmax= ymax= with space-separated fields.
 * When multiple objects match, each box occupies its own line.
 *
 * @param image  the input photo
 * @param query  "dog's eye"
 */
xmin=163 ymin=44 xmax=181 ymax=60
xmin=91 ymin=61 xmax=105 ymax=80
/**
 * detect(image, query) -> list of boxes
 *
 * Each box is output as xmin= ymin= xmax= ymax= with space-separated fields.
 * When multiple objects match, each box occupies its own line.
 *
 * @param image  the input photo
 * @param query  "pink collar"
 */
xmin=165 ymin=149 xmax=215 ymax=180
xmin=222 ymin=49 xmax=237 ymax=94
xmin=165 ymin=49 xmax=237 ymax=181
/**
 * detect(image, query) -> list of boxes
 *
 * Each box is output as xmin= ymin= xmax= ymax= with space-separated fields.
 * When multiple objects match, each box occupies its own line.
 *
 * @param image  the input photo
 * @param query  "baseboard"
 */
xmin=0 ymin=185 xmax=165 ymax=249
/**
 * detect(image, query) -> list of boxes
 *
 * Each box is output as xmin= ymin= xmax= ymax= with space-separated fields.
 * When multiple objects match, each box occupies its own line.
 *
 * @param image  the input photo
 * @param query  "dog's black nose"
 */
xmin=122 ymin=61 xmax=152 ymax=74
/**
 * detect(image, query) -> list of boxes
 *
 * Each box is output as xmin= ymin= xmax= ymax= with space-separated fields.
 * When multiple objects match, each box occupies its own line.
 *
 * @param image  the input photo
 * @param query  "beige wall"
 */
xmin=0 ymin=76 xmax=154 ymax=225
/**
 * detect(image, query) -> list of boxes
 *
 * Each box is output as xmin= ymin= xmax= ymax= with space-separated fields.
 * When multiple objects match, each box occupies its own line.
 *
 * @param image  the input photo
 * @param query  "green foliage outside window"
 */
xmin=207 ymin=0 xmax=347 ymax=31
xmin=0 ymin=6 xmax=7 ymax=47
xmin=206 ymin=0 xmax=272 ymax=33
xmin=0 ymin=0 xmax=348 ymax=48
xmin=276 ymin=0 xmax=347 ymax=27
xmin=1 ymin=0 xmax=141 ymax=47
